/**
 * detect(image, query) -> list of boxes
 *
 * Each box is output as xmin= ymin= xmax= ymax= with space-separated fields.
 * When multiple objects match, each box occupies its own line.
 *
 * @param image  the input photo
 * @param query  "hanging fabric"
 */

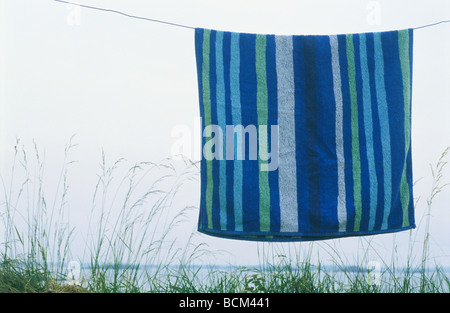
xmin=194 ymin=28 xmax=415 ymax=241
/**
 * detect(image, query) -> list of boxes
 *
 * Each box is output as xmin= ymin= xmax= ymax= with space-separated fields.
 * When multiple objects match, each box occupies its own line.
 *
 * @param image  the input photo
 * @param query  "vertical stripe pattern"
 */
xmin=346 ymin=34 xmax=363 ymax=232
xmin=201 ymin=29 xmax=213 ymax=229
xmin=359 ymin=33 xmax=378 ymax=231
xmin=304 ymin=37 xmax=321 ymax=233
xmin=215 ymin=31 xmax=227 ymax=230
xmin=373 ymin=32 xmax=393 ymax=230
xmin=275 ymin=35 xmax=299 ymax=233
xmin=398 ymin=29 xmax=412 ymax=227
xmin=256 ymin=34 xmax=271 ymax=232
xmin=230 ymin=32 xmax=243 ymax=231
xmin=194 ymin=28 xmax=415 ymax=241
xmin=329 ymin=35 xmax=347 ymax=232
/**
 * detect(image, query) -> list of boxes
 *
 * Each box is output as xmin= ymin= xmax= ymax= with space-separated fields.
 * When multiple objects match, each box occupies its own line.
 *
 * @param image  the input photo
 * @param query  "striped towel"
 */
xmin=194 ymin=28 xmax=415 ymax=241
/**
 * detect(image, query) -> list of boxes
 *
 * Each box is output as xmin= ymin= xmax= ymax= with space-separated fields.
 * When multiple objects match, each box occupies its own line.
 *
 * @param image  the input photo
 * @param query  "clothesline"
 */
xmin=55 ymin=0 xmax=449 ymax=32
xmin=53 ymin=0 xmax=437 ymax=242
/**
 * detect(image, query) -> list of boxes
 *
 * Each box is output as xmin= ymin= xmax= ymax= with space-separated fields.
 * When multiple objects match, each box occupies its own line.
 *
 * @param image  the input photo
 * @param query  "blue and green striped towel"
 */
xmin=194 ymin=28 xmax=415 ymax=241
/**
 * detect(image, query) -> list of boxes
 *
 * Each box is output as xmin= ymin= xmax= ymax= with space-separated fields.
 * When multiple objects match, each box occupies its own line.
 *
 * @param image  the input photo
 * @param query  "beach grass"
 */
xmin=0 ymin=139 xmax=449 ymax=293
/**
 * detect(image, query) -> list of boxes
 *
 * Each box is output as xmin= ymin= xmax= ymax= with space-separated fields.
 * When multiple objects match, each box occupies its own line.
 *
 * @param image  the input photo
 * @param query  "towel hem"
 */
xmin=197 ymin=224 xmax=416 ymax=242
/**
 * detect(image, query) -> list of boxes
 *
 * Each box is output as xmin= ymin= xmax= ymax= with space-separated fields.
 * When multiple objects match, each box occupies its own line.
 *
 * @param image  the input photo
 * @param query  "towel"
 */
xmin=194 ymin=28 xmax=415 ymax=241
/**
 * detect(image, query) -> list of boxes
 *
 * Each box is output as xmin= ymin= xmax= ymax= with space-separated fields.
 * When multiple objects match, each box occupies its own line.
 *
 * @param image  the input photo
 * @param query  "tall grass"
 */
xmin=0 ymin=138 xmax=208 ymax=292
xmin=1 ymin=139 xmax=449 ymax=293
xmin=82 ymin=149 xmax=206 ymax=292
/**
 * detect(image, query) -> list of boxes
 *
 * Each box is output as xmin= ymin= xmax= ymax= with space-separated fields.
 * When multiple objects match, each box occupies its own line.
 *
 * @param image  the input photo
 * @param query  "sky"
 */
xmin=1 ymin=0 xmax=449 ymax=268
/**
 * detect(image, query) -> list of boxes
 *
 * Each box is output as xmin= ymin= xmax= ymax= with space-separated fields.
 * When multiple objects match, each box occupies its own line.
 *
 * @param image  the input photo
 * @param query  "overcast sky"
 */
xmin=1 ymin=0 xmax=449 ymax=267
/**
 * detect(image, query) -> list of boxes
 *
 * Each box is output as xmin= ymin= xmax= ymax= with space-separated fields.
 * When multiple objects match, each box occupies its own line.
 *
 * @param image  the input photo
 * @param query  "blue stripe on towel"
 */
xmin=373 ymin=32 xmax=392 ymax=231
xmin=240 ymin=32 xmax=260 ymax=233
xmin=230 ymin=32 xmax=243 ymax=232
xmin=315 ymin=34 xmax=338 ymax=234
